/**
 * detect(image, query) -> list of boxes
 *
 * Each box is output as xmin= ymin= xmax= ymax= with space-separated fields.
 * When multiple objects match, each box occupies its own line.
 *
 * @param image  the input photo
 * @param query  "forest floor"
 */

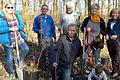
xmin=0 ymin=31 xmax=119 ymax=80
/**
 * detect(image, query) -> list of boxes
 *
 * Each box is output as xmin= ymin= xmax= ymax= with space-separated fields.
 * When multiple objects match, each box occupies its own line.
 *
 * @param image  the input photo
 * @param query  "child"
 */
xmin=88 ymin=64 xmax=107 ymax=80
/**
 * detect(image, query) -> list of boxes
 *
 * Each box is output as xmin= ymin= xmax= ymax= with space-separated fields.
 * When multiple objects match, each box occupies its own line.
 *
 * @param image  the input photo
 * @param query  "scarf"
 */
xmin=91 ymin=15 xmax=100 ymax=23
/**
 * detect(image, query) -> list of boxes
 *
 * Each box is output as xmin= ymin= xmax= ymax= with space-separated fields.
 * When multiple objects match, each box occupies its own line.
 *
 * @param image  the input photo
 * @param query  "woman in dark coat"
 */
xmin=81 ymin=3 xmax=106 ymax=69
xmin=106 ymin=8 xmax=120 ymax=78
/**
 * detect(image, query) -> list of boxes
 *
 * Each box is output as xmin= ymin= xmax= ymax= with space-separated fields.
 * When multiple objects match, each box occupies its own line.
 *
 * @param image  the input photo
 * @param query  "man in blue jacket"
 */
xmin=33 ymin=4 xmax=56 ymax=49
xmin=49 ymin=24 xmax=82 ymax=80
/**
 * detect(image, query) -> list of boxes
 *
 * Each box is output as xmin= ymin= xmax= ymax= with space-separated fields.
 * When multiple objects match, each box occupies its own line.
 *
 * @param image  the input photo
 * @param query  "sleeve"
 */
xmin=0 ymin=16 xmax=10 ymax=34
xmin=50 ymin=17 xmax=56 ymax=39
xmin=58 ymin=14 xmax=63 ymax=29
xmin=16 ymin=11 xmax=24 ymax=30
xmin=49 ymin=37 xmax=63 ymax=64
xmin=33 ymin=16 xmax=40 ymax=33
xmin=88 ymin=69 xmax=95 ymax=80
xmin=102 ymin=71 xmax=107 ymax=80
xmin=106 ymin=20 xmax=112 ymax=37
xmin=77 ymin=39 xmax=83 ymax=57
xmin=100 ymin=18 xmax=106 ymax=35
xmin=81 ymin=17 xmax=89 ymax=33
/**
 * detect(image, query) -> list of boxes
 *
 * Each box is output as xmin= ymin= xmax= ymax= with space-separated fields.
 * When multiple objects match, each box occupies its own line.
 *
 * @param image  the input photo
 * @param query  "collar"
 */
xmin=66 ymin=34 xmax=77 ymax=42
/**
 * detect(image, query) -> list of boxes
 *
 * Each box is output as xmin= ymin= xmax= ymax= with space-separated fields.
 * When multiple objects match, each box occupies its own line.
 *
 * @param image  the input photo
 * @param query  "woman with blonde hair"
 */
xmin=0 ymin=1 xmax=29 ymax=79
xmin=106 ymin=8 xmax=120 ymax=78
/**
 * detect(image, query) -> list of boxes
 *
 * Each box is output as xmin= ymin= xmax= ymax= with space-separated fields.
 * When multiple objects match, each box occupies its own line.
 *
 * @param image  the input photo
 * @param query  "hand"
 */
xmin=87 ymin=27 xmax=93 ymax=32
xmin=39 ymin=29 xmax=43 ymax=33
xmin=99 ymin=34 xmax=103 ymax=39
xmin=9 ymin=27 xmax=18 ymax=31
xmin=53 ymin=62 xmax=58 ymax=68
xmin=105 ymin=35 xmax=109 ymax=40
xmin=110 ymin=35 xmax=117 ymax=40
xmin=53 ymin=40 xmax=56 ymax=46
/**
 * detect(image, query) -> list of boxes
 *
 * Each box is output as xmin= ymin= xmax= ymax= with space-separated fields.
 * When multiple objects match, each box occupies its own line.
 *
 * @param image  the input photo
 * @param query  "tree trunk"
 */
xmin=84 ymin=0 xmax=87 ymax=16
xmin=108 ymin=0 xmax=110 ymax=15
xmin=115 ymin=0 xmax=118 ymax=8
xmin=118 ymin=0 xmax=120 ymax=9
xmin=113 ymin=0 xmax=115 ymax=8
xmin=101 ymin=0 xmax=104 ymax=16
xmin=88 ymin=0 xmax=91 ymax=16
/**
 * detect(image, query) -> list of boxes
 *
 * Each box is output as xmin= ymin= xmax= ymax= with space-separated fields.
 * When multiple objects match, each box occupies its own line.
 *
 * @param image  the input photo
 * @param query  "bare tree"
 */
xmin=88 ymin=0 xmax=91 ymax=16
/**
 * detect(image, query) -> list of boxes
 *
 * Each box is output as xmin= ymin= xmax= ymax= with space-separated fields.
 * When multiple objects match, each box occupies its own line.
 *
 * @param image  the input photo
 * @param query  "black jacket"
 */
xmin=49 ymin=35 xmax=82 ymax=68
xmin=81 ymin=16 xmax=106 ymax=48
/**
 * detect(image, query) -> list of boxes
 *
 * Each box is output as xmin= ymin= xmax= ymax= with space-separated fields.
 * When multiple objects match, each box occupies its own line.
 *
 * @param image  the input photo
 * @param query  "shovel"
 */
xmin=14 ymin=30 xmax=23 ymax=80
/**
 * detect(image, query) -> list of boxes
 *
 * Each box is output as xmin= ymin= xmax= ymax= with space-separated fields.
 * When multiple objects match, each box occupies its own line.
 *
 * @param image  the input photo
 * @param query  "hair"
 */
xmin=109 ymin=8 xmax=119 ymax=17
xmin=3 ymin=0 xmax=15 ymax=8
xmin=66 ymin=1 xmax=75 ymax=11
xmin=95 ymin=64 xmax=104 ymax=75
xmin=91 ymin=3 xmax=100 ymax=10
xmin=3 ymin=1 xmax=16 ymax=20
xmin=41 ymin=4 xmax=49 ymax=10
xmin=118 ymin=9 xmax=120 ymax=18
xmin=67 ymin=24 xmax=77 ymax=29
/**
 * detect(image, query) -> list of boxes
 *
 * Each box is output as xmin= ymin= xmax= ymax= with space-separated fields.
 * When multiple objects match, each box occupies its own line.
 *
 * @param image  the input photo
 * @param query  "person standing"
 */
xmin=33 ymin=4 xmax=56 ymax=50
xmin=81 ymin=3 xmax=106 ymax=68
xmin=50 ymin=24 xmax=82 ymax=80
xmin=58 ymin=1 xmax=80 ymax=35
xmin=106 ymin=8 xmax=120 ymax=78
xmin=0 ymin=1 xmax=29 ymax=79
xmin=33 ymin=4 xmax=56 ymax=79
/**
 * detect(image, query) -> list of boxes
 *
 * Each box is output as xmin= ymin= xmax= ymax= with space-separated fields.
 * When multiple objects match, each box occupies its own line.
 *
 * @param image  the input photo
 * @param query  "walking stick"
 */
xmin=55 ymin=48 xmax=57 ymax=80
xmin=81 ymin=28 xmax=87 ymax=78
xmin=36 ymin=15 xmax=43 ymax=69
xmin=14 ymin=30 xmax=23 ymax=80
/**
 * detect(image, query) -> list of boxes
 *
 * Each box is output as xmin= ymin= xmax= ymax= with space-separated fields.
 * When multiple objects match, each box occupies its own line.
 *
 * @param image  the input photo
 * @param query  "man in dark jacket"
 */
xmin=49 ymin=24 xmax=82 ymax=80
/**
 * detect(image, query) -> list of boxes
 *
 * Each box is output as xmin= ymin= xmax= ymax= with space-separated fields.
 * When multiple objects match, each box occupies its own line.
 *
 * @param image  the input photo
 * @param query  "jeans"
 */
xmin=83 ymin=46 xmax=101 ymax=69
xmin=3 ymin=42 xmax=29 ymax=74
xmin=93 ymin=47 xmax=101 ymax=65
xmin=61 ymin=67 xmax=71 ymax=80
xmin=51 ymin=66 xmax=71 ymax=80
xmin=107 ymin=43 xmax=120 ymax=75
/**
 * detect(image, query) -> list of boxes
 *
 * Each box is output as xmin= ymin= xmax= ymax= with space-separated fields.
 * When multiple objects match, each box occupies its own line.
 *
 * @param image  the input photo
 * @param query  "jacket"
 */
xmin=0 ymin=11 xmax=24 ymax=46
xmin=106 ymin=19 xmax=120 ymax=45
xmin=49 ymin=35 xmax=82 ymax=68
xmin=81 ymin=16 xmax=106 ymax=48
xmin=33 ymin=14 xmax=56 ymax=39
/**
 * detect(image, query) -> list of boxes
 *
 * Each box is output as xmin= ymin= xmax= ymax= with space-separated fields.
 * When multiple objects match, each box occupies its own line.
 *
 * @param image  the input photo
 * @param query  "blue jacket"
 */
xmin=33 ymin=14 xmax=56 ymax=39
xmin=106 ymin=19 xmax=120 ymax=44
xmin=49 ymin=35 xmax=82 ymax=68
xmin=0 ymin=11 xmax=24 ymax=46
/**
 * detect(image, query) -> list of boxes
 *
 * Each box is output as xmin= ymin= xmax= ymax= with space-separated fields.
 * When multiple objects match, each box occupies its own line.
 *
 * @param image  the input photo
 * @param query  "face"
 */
xmin=66 ymin=5 xmax=73 ymax=14
xmin=41 ymin=5 xmax=48 ymax=15
xmin=67 ymin=26 xmax=76 ymax=38
xmin=111 ymin=10 xmax=119 ymax=20
xmin=91 ymin=6 xmax=99 ymax=15
xmin=6 ymin=4 xmax=14 ymax=14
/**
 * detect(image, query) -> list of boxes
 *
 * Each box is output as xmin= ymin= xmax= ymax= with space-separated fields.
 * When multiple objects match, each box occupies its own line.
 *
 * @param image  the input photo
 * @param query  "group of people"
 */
xmin=0 ymin=1 xmax=120 ymax=80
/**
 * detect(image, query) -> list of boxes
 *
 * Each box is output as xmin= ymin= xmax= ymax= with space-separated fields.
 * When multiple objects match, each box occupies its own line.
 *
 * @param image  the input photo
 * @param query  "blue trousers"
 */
xmin=51 ymin=66 xmax=71 ymax=80
xmin=3 ymin=42 xmax=29 ymax=75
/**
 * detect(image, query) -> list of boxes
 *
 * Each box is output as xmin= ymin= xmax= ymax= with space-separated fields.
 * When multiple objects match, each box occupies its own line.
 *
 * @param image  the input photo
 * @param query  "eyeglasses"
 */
xmin=7 ymin=7 xmax=14 ymax=9
xmin=42 ymin=8 xmax=48 ymax=10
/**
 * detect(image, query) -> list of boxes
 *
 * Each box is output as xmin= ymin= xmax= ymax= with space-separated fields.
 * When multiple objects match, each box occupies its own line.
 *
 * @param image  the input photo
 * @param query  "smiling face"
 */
xmin=66 ymin=5 xmax=73 ymax=14
xmin=111 ymin=10 xmax=119 ymax=20
xmin=5 ymin=3 xmax=15 ymax=14
xmin=91 ymin=6 xmax=99 ymax=15
xmin=41 ymin=5 xmax=48 ymax=15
